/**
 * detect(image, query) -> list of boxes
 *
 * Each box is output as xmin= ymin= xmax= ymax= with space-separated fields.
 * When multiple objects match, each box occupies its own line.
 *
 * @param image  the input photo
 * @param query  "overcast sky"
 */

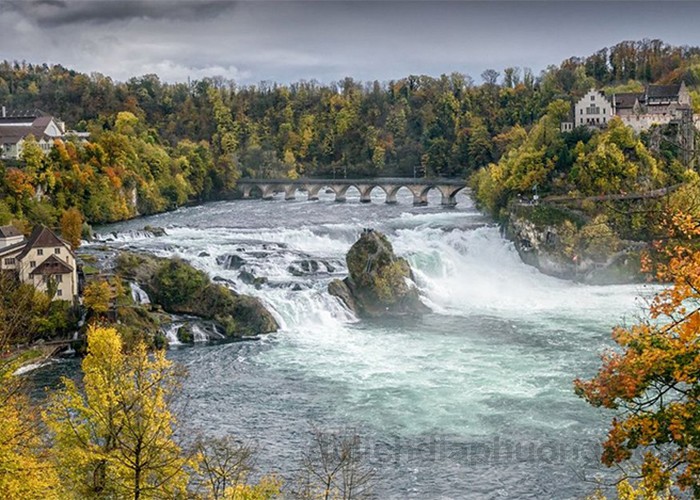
xmin=1 ymin=0 xmax=700 ymax=85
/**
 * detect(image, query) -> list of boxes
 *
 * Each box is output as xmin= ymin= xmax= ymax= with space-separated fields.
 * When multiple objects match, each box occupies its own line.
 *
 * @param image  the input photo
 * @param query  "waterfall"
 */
xmin=162 ymin=323 xmax=183 ymax=345
xmin=98 ymin=211 xmax=648 ymax=338
xmin=130 ymin=282 xmax=151 ymax=305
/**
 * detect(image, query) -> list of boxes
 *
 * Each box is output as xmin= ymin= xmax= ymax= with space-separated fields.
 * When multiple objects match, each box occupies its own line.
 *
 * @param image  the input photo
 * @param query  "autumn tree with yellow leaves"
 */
xmin=575 ymin=192 xmax=700 ymax=496
xmin=44 ymin=326 xmax=191 ymax=499
xmin=0 ymin=364 xmax=63 ymax=499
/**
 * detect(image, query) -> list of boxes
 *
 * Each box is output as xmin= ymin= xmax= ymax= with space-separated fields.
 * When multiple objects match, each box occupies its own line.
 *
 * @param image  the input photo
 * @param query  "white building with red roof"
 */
xmin=0 ymin=225 xmax=78 ymax=301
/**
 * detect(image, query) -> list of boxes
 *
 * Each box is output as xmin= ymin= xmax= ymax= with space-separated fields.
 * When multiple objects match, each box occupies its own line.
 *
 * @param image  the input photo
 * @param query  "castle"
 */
xmin=561 ymin=83 xmax=696 ymax=164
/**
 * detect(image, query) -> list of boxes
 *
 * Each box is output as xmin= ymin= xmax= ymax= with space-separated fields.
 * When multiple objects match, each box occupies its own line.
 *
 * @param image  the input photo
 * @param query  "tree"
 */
xmin=575 ymin=204 xmax=700 ymax=496
xmin=60 ymin=207 xmax=83 ymax=250
xmin=0 ymin=356 xmax=62 ymax=499
xmin=44 ymin=326 xmax=191 ymax=499
xmin=480 ymin=69 xmax=500 ymax=86
xmin=0 ymin=273 xmax=62 ymax=499
xmin=0 ymin=271 xmax=51 ymax=347
xmin=83 ymin=280 xmax=111 ymax=316
xmin=294 ymin=427 xmax=375 ymax=500
xmin=192 ymin=435 xmax=281 ymax=500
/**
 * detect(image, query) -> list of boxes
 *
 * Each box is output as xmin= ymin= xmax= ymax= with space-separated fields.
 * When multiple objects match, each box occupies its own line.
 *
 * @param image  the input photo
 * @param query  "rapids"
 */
xmin=68 ymin=189 xmax=654 ymax=497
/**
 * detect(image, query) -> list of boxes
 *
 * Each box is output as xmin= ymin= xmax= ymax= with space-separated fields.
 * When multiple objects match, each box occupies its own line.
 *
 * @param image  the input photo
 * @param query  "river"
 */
xmin=40 ymin=188 xmax=655 ymax=498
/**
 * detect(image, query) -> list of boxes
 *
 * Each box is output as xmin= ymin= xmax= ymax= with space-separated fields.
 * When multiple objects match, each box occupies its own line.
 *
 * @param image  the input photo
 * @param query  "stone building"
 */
xmin=561 ymin=83 xmax=694 ymax=132
xmin=0 ymin=225 xmax=78 ymax=301
xmin=561 ymin=83 xmax=697 ymax=164
xmin=561 ymin=88 xmax=614 ymax=132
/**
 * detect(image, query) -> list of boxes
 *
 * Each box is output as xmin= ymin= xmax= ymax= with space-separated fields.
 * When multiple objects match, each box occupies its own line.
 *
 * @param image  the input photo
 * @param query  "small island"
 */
xmin=329 ymin=229 xmax=429 ymax=318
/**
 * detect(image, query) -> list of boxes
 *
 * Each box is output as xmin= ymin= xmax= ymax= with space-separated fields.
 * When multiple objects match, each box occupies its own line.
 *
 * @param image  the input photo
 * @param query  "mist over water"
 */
xmin=91 ymin=190 xmax=653 ymax=498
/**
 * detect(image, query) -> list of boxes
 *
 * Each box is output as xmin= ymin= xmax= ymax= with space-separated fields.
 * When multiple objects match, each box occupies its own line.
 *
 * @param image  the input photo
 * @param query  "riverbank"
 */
xmin=503 ymin=203 xmax=647 ymax=284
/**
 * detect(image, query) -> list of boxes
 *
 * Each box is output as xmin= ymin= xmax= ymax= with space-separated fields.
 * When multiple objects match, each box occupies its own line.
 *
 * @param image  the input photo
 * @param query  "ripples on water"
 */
xmin=63 ymin=189 xmax=656 ymax=498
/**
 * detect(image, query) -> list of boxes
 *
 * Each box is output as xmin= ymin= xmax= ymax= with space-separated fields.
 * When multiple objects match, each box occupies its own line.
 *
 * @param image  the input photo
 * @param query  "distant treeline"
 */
xmin=2 ymin=39 xmax=699 ymax=180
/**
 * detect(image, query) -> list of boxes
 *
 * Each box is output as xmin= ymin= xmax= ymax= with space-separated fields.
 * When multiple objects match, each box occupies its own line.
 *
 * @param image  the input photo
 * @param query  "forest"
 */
xmin=1 ymin=39 xmax=700 ymax=228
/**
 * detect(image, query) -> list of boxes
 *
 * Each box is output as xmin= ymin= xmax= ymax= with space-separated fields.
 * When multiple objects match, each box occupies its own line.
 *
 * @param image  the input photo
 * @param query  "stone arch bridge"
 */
xmin=237 ymin=178 xmax=468 ymax=207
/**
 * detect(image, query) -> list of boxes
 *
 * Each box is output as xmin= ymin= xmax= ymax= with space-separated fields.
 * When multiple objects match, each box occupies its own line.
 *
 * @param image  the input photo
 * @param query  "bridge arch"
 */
xmin=436 ymin=185 xmax=467 ymax=207
xmin=258 ymin=184 xmax=276 ymax=200
xmin=242 ymin=184 xmax=263 ymax=199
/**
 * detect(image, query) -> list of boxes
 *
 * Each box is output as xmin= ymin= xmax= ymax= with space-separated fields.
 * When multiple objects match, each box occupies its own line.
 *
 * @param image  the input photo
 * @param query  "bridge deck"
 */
xmin=237 ymin=177 xmax=466 ymax=186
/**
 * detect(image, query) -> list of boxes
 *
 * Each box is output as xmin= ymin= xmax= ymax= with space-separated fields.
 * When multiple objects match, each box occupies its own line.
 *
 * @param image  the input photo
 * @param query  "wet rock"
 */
xmin=143 ymin=225 xmax=168 ymax=237
xmin=247 ymin=251 xmax=271 ymax=259
xmin=177 ymin=325 xmax=194 ymax=344
xmin=238 ymin=270 xmax=268 ymax=289
xmin=198 ymin=251 xmax=210 ymax=258
xmin=329 ymin=229 xmax=429 ymax=318
xmin=216 ymin=253 xmax=246 ymax=270
xmin=288 ymin=259 xmax=336 ymax=276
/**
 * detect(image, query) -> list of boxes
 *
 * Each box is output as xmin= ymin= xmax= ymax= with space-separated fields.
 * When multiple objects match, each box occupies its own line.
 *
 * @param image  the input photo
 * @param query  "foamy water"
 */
xmin=84 ymin=189 xmax=652 ymax=498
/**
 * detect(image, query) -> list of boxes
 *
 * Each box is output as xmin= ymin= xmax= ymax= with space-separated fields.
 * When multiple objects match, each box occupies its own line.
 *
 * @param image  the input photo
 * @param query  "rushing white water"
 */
xmin=83 ymin=190 xmax=653 ymax=498
xmin=129 ymin=282 xmax=151 ymax=305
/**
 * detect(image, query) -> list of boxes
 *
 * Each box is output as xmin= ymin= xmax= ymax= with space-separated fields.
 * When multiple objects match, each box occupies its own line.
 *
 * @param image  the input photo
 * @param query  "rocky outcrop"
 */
xmin=505 ymin=207 xmax=645 ymax=285
xmin=217 ymin=254 xmax=246 ymax=270
xmin=329 ymin=229 xmax=429 ymax=318
xmin=116 ymin=252 xmax=278 ymax=337
xmin=288 ymin=259 xmax=336 ymax=276
xmin=143 ymin=225 xmax=168 ymax=237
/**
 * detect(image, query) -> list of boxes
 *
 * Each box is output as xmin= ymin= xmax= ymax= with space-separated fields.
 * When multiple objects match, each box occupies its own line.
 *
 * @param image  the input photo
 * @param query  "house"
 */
xmin=561 ymin=88 xmax=614 ymax=132
xmin=0 ymin=107 xmax=89 ymax=160
xmin=561 ymin=83 xmax=695 ymax=133
xmin=613 ymin=83 xmax=693 ymax=133
xmin=0 ymin=225 xmax=78 ymax=301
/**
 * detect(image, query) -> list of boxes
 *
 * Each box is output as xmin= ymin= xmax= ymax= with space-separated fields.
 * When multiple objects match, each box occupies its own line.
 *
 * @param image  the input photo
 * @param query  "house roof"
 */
xmin=0 ymin=124 xmax=53 ymax=144
xmin=614 ymin=93 xmax=643 ymax=109
xmin=646 ymin=84 xmax=682 ymax=99
xmin=0 ymin=240 xmax=27 ymax=257
xmin=0 ymin=225 xmax=22 ymax=238
xmin=0 ymin=116 xmax=60 ymax=144
xmin=29 ymin=254 xmax=73 ymax=276
xmin=17 ymin=226 xmax=73 ymax=260
xmin=0 ymin=109 xmax=45 ymax=123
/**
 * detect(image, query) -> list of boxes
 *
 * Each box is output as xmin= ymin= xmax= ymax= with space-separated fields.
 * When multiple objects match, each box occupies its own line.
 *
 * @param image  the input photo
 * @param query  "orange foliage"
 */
xmin=5 ymin=168 xmax=35 ymax=199
xmin=575 ymin=206 xmax=700 ymax=495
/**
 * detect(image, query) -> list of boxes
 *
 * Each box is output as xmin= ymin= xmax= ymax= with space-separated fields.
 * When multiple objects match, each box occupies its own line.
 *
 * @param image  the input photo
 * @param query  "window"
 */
xmin=56 ymin=274 xmax=63 ymax=283
xmin=591 ymin=95 xmax=595 ymax=101
xmin=4 ymin=258 xmax=14 ymax=265
xmin=37 ymin=249 xmax=43 ymax=256
xmin=54 ymin=248 xmax=61 ymax=255
xmin=57 ymin=289 xmax=62 ymax=297
xmin=30 ymin=261 xmax=36 ymax=268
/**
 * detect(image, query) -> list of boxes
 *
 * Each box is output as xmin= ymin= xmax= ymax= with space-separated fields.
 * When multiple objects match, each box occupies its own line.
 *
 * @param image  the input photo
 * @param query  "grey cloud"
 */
xmin=1 ymin=1 xmax=700 ymax=85
xmin=5 ymin=0 xmax=236 ymax=27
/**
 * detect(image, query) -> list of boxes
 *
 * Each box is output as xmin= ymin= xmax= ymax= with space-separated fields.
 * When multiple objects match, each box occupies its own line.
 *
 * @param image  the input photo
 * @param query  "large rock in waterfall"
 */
xmin=329 ymin=229 xmax=429 ymax=318
xmin=115 ymin=252 xmax=279 ymax=337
